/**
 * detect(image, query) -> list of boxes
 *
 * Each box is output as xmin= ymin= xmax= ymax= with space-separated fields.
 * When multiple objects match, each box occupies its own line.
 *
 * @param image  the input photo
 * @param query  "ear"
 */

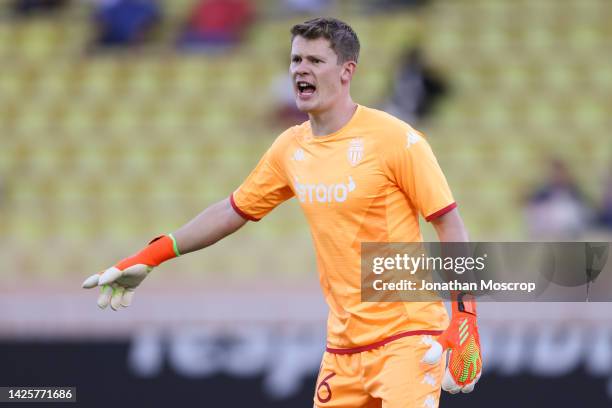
xmin=340 ymin=61 xmax=357 ymax=84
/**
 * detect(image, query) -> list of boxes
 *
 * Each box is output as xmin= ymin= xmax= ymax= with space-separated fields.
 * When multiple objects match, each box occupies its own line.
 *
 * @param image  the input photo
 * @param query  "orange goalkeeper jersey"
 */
xmin=231 ymin=105 xmax=455 ymax=350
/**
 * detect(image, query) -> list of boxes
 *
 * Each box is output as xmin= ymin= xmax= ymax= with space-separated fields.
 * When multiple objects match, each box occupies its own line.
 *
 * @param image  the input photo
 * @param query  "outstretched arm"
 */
xmin=173 ymin=197 xmax=247 ymax=254
xmin=82 ymin=197 xmax=247 ymax=310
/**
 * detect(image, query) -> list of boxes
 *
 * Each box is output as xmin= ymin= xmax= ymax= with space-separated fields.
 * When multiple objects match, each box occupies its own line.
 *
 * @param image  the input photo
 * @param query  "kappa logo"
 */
xmin=294 ymin=176 xmax=356 ymax=203
xmin=293 ymin=148 xmax=305 ymax=161
xmin=407 ymin=130 xmax=422 ymax=148
xmin=347 ymin=138 xmax=364 ymax=167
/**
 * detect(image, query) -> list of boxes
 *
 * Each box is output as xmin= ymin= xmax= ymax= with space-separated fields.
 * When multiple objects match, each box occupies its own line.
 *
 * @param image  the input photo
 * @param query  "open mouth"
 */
xmin=296 ymin=81 xmax=316 ymax=97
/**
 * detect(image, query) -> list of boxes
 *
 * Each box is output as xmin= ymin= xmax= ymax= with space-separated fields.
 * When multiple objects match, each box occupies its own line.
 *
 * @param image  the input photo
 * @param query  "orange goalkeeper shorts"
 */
xmin=313 ymin=331 xmax=445 ymax=408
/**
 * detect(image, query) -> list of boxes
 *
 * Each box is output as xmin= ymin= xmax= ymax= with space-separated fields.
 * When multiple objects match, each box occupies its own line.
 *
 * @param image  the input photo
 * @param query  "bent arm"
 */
xmin=172 ymin=197 xmax=247 ymax=255
xmin=431 ymin=208 xmax=468 ymax=242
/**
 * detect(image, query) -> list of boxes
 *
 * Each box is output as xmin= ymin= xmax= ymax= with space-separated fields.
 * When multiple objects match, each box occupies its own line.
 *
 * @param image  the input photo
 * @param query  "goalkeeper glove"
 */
xmin=422 ymin=293 xmax=482 ymax=394
xmin=81 ymin=234 xmax=180 ymax=310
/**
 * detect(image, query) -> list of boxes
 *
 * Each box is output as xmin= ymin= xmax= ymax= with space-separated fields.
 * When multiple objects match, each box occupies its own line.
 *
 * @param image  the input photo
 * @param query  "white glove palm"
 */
xmin=82 ymin=264 xmax=152 ymax=310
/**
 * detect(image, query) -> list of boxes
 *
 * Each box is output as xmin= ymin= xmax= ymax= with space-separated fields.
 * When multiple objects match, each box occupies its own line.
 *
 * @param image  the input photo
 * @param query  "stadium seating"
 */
xmin=0 ymin=0 xmax=610 ymax=280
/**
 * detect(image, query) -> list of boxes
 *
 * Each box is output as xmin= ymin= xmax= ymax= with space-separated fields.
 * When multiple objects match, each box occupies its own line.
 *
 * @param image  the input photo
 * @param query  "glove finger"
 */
xmin=110 ymin=285 xmax=125 ymax=311
xmin=99 ymin=267 xmax=123 ymax=286
xmin=121 ymin=289 xmax=135 ymax=308
xmin=461 ymin=372 xmax=481 ymax=394
xmin=442 ymin=368 xmax=461 ymax=394
xmin=82 ymin=274 xmax=100 ymax=289
xmin=97 ymin=285 xmax=113 ymax=309
xmin=422 ymin=340 xmax=444 ymax=365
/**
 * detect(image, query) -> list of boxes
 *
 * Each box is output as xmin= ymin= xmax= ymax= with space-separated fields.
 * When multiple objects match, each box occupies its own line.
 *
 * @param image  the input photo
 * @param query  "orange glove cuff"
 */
xmin=115 ymin=234 xmax=180 ymax=270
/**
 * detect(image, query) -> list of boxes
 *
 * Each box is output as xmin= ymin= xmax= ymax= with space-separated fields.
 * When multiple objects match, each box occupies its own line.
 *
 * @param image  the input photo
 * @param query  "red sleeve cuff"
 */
xmin=229 ymin=193 xmax=260 ymax=222
xmin=425 ymin=202 xmax=457 ymax=222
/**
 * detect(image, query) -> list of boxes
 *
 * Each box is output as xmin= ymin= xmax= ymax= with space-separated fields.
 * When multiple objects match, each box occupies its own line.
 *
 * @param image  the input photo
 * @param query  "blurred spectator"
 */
xmin=524 ymin=159 xmax=592 ymax=239
xmin=388 ymin=0 xmax=428 ymax=7
xmin=282 ymin=0 xmax=331 ymax=15
xmin=10 ymin=0 xmax=69 ymax=16
xmin=596 ymin=170 xmax=612 ymax=229
xmin=371 ymin=0 xmax=428 ymax=12
xmin=269 ymin=74 xmax=308 ymax=128
xmin=383 ymin=47 xmax=448 ymax=124
xmin=90 ymin=0 xmax=161 ymax=50
xmin=177 ymin=0 xmax=254 ymax=53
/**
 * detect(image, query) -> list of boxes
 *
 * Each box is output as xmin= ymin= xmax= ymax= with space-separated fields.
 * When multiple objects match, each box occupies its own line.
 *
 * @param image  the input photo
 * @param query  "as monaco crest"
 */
xmin=347 ymin=138 xmax=364 ymax=167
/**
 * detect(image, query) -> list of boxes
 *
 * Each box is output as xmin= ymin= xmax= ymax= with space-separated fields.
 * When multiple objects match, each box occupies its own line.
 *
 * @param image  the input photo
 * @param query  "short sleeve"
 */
xmin=382 ymin=128 xmax=456 ymax=222
xmin=231 ymin=136 xmax=294 ymax=221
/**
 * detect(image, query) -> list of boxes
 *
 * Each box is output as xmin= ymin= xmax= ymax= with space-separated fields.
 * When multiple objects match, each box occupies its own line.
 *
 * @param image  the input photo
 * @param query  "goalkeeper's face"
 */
xmin=290 ymin=36 xmax=353 ymax=114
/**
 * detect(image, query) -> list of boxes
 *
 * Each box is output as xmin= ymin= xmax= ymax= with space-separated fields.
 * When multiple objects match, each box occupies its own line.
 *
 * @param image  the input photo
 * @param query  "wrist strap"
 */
xmin=452 ymin=291 xmax=477 ymax=316
xmin=116 ymin=234 xmax=179 ymax=270
xmin=149 ymin=233 xmax=181 ymax=257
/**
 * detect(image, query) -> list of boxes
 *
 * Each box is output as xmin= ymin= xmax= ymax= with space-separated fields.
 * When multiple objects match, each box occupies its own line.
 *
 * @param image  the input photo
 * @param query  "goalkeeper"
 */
xmin=83 ymin=17 xmax=481 ymax=407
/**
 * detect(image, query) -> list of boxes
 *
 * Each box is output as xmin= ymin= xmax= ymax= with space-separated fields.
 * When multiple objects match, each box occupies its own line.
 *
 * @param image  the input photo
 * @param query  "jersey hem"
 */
xmin=325 ymin=329 xmax=443 ymax=354
xmin=229 ymin=193 xmax=260 ymax=222
xmin=425 ymin=202 xmax=457 ymax=222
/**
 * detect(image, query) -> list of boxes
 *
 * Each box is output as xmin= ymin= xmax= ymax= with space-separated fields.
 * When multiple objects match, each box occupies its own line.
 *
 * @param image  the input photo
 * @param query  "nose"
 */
xmin=291 ymin=60 xmax=308 ymax=77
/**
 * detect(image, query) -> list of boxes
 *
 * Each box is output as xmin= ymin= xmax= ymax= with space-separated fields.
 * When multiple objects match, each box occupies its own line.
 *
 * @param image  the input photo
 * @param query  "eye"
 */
xmin=292 ymin=56 xmax=301 ymax=63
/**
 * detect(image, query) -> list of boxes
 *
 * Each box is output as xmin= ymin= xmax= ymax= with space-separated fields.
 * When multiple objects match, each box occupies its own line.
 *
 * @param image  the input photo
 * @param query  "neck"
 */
xmin=308 ymin=97 xmax=358 ymax=137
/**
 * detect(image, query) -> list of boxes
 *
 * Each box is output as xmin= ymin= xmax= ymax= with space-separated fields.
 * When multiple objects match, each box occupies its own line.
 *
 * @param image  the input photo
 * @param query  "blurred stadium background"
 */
xmin=1 ymin=0 xmax=611 ymax=406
